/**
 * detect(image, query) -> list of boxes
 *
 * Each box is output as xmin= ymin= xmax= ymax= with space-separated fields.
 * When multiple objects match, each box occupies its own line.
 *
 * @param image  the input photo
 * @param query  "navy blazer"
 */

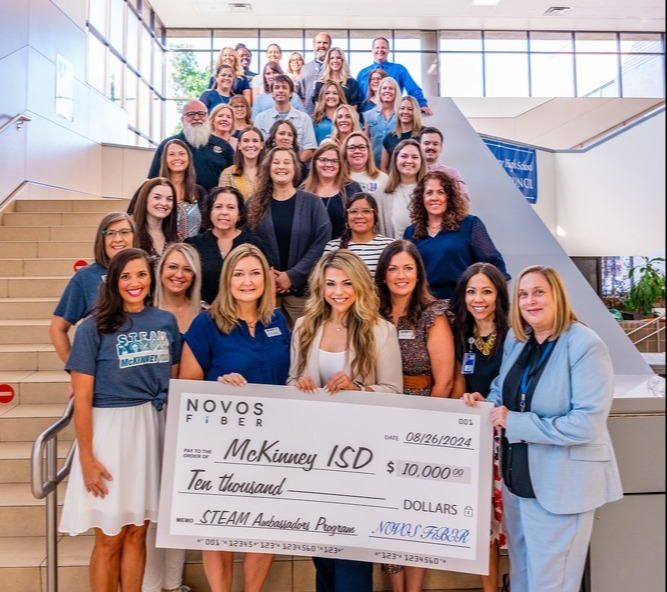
xmin=488 ymin=322 xmax=623 ymax=514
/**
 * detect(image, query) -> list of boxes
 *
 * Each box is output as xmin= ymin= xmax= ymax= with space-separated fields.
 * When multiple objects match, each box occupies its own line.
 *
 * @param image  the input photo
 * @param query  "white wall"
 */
xmin=0 ymin=0 xmax=129 ymax=200
xmin=553 ymin=111 xmax=666 ymax=257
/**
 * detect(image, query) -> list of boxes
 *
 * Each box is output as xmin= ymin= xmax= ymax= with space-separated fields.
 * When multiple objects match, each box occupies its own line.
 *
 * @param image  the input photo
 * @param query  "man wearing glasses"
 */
xmin=147 ymin=100 xmax=234 ymax=191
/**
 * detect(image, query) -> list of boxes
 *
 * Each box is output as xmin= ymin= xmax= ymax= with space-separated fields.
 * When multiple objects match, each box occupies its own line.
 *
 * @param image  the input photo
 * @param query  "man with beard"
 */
xmin=147 ymin=100 xmax=234 ymax=192
xmin=297 ymin=32 xmax=331 ymax=116
xmin=419 ymin=126 xmax=470 ymax=203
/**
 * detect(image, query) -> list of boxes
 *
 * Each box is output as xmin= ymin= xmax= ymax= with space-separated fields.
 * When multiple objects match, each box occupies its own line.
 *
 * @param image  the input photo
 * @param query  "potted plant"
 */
xmin=621 ymin=257 xmax=666 ymax=319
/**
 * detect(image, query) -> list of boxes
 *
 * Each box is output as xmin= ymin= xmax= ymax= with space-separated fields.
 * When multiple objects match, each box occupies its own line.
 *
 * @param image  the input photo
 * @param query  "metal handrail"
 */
xmin=0 ymin=113 xmax=32 ymax=135
xmin=31 ymin=398 xmax=77 ymax=592
xmin=625 ymin=313 xmax=665 ymax=337
xmin=626 ymin=314 xmax=665 ymax=353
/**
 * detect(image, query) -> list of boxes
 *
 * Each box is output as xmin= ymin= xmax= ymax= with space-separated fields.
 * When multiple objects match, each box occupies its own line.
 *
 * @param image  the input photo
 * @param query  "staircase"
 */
xmin=0 ymin=188 xmax=505 ymax=591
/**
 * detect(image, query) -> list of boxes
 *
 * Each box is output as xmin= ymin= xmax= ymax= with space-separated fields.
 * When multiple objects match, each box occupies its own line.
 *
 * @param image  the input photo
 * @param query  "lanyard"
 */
xmin=519 ymin=340 xmax=555 ymax=412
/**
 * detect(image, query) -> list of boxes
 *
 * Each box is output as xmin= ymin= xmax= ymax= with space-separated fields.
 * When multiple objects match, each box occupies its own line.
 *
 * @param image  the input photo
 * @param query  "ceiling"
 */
xmin=150 ymin=0 xmax=665 ymax=32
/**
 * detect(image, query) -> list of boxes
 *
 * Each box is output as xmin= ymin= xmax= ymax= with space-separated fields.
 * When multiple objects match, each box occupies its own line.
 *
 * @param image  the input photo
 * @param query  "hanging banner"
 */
xmin=157 ymin=380 xmax=494 ymax=575
xmin=483 ymin=138 xmax=538 ymax=203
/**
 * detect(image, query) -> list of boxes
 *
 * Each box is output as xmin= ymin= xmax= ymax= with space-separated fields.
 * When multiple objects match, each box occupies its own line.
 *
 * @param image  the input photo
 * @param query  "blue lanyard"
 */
xmin=519 ymin=340 xmax=555 ymax=412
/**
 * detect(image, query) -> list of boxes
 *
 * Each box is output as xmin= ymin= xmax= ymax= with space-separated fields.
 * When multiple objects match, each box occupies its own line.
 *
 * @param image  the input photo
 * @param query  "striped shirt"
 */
xmin=324 ymin=235 xmax=395 ymax=277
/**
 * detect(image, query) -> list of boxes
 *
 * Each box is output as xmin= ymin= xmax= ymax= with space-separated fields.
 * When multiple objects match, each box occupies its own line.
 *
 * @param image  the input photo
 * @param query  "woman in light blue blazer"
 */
xmin=464 ymin=265 xmax=623 ymax=592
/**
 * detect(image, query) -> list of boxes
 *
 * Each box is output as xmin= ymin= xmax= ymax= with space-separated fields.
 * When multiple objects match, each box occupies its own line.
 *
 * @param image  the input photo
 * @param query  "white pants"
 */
xmin=142 ymin=521 xmax=186 ymax=592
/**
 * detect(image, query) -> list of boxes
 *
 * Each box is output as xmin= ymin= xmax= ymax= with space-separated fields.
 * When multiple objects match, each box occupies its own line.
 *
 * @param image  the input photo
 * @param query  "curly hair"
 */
xmin=295 ymin=249 xmax=381 ymax=379
xmin=409 ymin=170 xmax=469 ymax=241
xmin=214 ymin=47 xmax=245 ymax=79
xmin=246 ymin=147 xmax=300 ymax=229
xmin=375 ymin=240 xmax=435 ymax=329
xmin=453 ymin=262 xmax=510 ymax=359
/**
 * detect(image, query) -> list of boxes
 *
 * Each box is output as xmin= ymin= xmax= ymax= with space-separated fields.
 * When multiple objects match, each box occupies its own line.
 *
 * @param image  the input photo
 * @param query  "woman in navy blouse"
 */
xmin=405 ymin=170 xmax=509 ymax=305
xmin=179 ymin=243 xmax=291 ymax=592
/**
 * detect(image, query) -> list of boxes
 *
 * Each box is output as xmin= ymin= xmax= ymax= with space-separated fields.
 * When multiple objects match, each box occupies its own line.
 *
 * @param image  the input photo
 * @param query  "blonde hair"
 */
xmin=153 ymin=242 xmax=202 ymax=321
xmin=209 ymin=103 xmax=236 ymax=136
xmin=377 ymin=76 xmax=401 ymax=112
xmin=329 ymin=105 xmax=363 ymax=145
xmin=320 ymin=47 xmax=351 ymax=82
xmin=208 ymin=244 xmax=275 ymax=334
xmin=342 ymin=132 xmax=380 ymax=179
xmin=295 ymin=250 xmax=381 ymax=379
xmin=510 ymin=265 xmax=580 ymax=342
xmin=393 ymin=95 xmax=423 ymax=136
xmin=287 ymin=51 xmax=305 ymax=76
xmin=312 ymin=80 xmax=348 ymax=125
xmin=214 ymin=47 xmax=245 ymax=79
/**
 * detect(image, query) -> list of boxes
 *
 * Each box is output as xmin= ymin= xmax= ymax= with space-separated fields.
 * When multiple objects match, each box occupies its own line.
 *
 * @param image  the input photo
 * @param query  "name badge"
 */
xmin=461 ymin=352 xmax=476 ymax=374
xmin=265 ymin=327 xmax=282 ymax=338
xmin=398 ymin=330 xmax=415 ymax=340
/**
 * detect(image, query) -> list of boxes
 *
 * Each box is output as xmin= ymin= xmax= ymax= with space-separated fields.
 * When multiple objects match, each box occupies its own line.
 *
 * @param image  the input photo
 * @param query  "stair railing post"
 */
xmin=46 ymin=437 xmax=59 ymax=592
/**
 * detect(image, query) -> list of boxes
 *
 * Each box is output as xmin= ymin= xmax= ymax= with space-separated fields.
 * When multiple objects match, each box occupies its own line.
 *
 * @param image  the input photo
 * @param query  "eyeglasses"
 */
xmin=103 ymin=229 xmax=134 ymax=238
xmin=183 ymin=111 xmax=207 ymax=118
xmin=165 ymin=263 xmax=195 ymax=276
xmin=316 ymin=158 xmax=340 ymax=164
xmin=347 ymin=144 xmax=368 ymax=152
xmin=348 ymin=208 xmax=374 ymax=216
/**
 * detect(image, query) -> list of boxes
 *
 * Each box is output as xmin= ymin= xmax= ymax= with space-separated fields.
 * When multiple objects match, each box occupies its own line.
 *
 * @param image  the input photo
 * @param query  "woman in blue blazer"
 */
xmin=464 ymin=265 xmax=623 ymax=592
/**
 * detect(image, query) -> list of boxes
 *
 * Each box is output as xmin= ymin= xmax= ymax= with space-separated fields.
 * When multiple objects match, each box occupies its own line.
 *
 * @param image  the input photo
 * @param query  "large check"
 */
xmin=157 ymin=379 xmax=494 ymax=574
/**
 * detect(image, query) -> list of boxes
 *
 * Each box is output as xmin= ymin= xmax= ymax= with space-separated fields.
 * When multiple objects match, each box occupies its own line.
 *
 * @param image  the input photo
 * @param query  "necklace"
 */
xmin=473 ymin=326 xmax=497 ymax=356
xmin=328 ymin=319 xmax=347 ymax=332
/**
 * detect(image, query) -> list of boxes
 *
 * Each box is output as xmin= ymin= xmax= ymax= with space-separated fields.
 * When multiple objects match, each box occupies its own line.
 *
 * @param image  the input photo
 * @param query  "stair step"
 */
xmin=0 ymin=258 xmax=93 ymax=277
xmin=0 ymin=320 xmax=54 ymax=344
xmin=0 ymin=299 xmax=59 ymax=320
xmin=1 ymin=242 xmax=94 ymax=259
xmin=0 ymin=402 xmax=73 ymax=442
xmin=0 ymin=226 xmax=98 ymax=242
xmin=0 ymin=441 xmax=67 ymax=483
xmin=3 ymin=212 xmax=108 ymax=227
xmin=0 ymin=343 xmax=63 ymax=371
xmin=0 ymin=483 xmax=56 ymax=537
xmin=1 ymin=277 xmax=70 ymax=299
xmin=0 ymin=370 xmax=70 ymax=405
xmin=15 ymin=198 xmax=129 ymax=213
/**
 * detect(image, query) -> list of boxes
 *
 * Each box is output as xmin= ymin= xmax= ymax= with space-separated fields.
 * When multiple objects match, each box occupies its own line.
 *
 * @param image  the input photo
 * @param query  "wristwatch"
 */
xmin=353 ymin=380 xmax=365 ymax=391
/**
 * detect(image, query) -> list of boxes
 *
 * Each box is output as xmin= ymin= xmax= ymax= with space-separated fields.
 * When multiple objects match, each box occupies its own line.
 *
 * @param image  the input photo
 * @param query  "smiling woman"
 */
xmin=185 ymin=186 xmax=268 ymax=306
xmin=58 ymin=247 xmax=181 ymax=592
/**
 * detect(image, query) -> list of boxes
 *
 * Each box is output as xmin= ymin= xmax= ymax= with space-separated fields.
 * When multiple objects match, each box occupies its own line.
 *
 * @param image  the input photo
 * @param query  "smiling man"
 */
xmin=147 ymin=100 xmax=234 ymax=192
xmin=357 ymin=37 xmax=433 ymax=116
xmin=419 ymin=126 xmax=470 ymax=203
xmin=254 ymin=75 xmax=317 ymax=163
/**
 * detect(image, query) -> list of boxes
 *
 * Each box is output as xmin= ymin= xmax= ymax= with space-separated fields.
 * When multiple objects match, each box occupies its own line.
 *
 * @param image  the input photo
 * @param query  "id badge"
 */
xmin=461 ymin=352 xmax=476 ymax=374
xmin=398 ymin=329 xmax=415 ymax=340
